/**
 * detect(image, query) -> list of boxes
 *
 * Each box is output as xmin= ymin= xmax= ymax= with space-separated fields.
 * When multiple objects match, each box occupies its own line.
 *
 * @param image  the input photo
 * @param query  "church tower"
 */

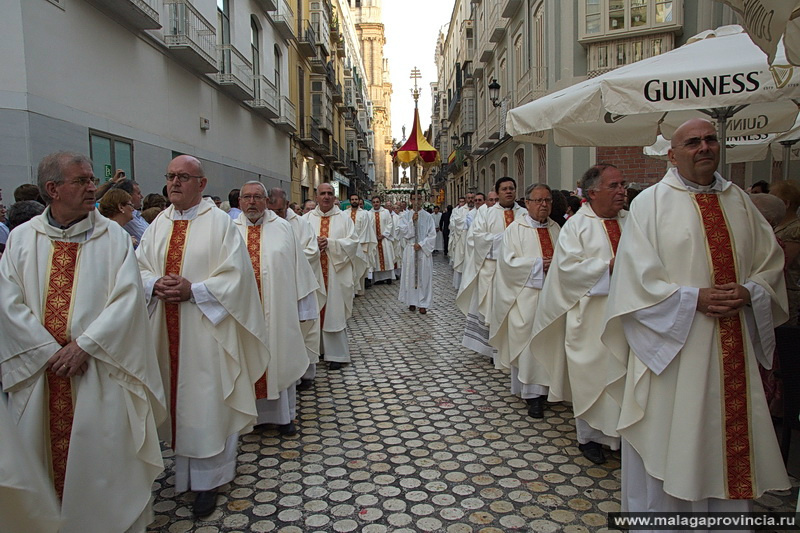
xmin=351 ymin=0 xmax=393 ymax=191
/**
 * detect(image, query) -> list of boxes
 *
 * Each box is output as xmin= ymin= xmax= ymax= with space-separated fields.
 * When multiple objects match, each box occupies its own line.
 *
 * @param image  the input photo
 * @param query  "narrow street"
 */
xmin=147 ymin=254 xmax=797 ymax=533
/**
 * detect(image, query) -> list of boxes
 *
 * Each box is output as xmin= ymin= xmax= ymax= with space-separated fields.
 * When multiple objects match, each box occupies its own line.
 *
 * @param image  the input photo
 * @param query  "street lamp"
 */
xmin=451 ymin=134 xmax=460 ymax=147
xmin=488 ymin=78 xmax=501 ymax=107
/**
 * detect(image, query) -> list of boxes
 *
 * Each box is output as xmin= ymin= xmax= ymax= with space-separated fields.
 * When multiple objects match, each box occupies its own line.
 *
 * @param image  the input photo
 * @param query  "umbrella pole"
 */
xmin=413 ymin=166 xmax=419 ymax=291
xmin=707 ymin=106 xmax=748 ymax=176
xmin=781 ymin=140 xmax=799 ymax=181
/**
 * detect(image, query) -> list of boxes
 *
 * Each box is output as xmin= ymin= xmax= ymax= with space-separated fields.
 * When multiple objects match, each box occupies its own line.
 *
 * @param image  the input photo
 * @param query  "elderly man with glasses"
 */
xmin=529 ymin=163 xmax=628 ymax=466
xmin=489 ymin=184 xmax=560 ymax=420
xmin=604 ymin=118 xmax=790 ymax=517
xmin=137 ymin=155 xmax=270 ymax=518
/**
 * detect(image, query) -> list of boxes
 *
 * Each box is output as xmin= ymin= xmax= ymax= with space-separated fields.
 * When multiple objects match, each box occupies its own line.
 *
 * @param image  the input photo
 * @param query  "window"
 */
xmin=251 ymin=18 xmax=261 ymax=96
xmin=501 ymin=157 xmax=508 ymax=178
xmin=616 ymin=43 xmax=626 ymax=64
xmin=585 ymin=0 xmax=601 ymax=35
xmin=609 ymin=0 xmax=624 ymax=31
xmin=597 ymin=45 xmax=608 ymax=68
xmin=655 ymin=0 xmax=672 ymax=23
xmin=533 ymin=5 xmax=545 ymax=86
xmin=652 ymin=38 xmax=662 ymax=55
xmin=274 ymin=45 xmax=282 ymax=99
xmin=514 ymin=33 xmax=524 ymax=81
xmin=580 ymin=0 xmax=680 ymax=40
xmin=218 ymin=0 xmax=231 ymax=74
xmin=632 ymin=41 xmax=643 ymax=62
xmin=90 ymin=132 xmax=133 ymax=183
xmin=631 ymin=0 xmax=647 ymax=27
xmin=515 ymin=149 xmax=525 ymax=185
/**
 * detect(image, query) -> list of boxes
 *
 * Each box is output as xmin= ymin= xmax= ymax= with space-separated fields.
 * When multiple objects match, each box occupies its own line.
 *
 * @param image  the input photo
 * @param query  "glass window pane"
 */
xmin=609 ymin=0 xmax=625 ymax=30
xmin=598 ymin=46 xmax=608 ymax=67
xmin=586 ymin=13 xmax=601 ymax=34
xmin=652 ymin=38 xmax=662 ymax=55
xmin=90 ymin=135 xmax=112 ymax=182
xmin=616 ymin=43 xmax=626 ymax=65
xmin=631 ymin=0 xmax=647 ymax=27
xmin=114 ymin=141 xmax=133 ymax=179
xmin=632 ymin=41 xmax=643 ymax=61
xmin=656 ymin=1 xmax=673 ymax=23
xmin=585 ymin=0 xmax=600 ymax=15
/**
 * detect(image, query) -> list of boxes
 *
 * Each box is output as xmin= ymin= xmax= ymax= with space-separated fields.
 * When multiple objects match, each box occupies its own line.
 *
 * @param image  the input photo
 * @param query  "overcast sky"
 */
xmin=382 ymin=1 xmax=455 ymax=144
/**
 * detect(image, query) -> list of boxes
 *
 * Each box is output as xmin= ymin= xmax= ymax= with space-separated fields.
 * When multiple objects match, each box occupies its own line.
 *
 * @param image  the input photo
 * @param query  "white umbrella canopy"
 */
xmin=715 ymin=1 xmax=800 ymax=66
xmin=506 ymin=25 xmax=800 ymax=167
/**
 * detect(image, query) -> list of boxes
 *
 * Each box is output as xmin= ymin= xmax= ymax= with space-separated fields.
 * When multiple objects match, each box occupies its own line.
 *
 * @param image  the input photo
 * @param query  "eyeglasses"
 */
xmin=526 ymin=198 xmax=553 ymax=204
xmin=680 ymin=135 xmax=719 ymax=149
xmin=64 ymin=177 xmax=99 ymax=186
xmin=165 ymin=173 xmax=203 ymax=182
xmin=240 ymin=194 xmax=266 ymax=202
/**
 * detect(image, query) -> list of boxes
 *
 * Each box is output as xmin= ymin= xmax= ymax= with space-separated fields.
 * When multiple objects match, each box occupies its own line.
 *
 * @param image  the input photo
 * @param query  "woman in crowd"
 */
xmin=99 ymin=188 xmax=137 ymax=247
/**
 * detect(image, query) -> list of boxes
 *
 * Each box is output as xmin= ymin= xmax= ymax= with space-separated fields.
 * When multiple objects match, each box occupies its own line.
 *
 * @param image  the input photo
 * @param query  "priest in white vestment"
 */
xmin=137 ymin=155 xmax=270 ymax=518
xmin=235 ymin=184 xmax=318 ymax=436
xmin=457 ymin=179 xmax=526 ymax=358
xmin=303 ymin=183 xmax=364 ymax=370
xmin=345 ymin=194 xmax=376 ymax=295
xmin=281 ymin=194 xmax=326 ymax=389
xmin=432 ymin=206 xmax=444 ymax=252
xmin=0 ymin=151 xmax=166 ymax=532
xmin=529 ymin=164 xmax=628 ymax=466
xmin=394 ymin=202 xmax=407 ymax=278
xmin=489 ymin=184 xmax=560 ymax=420
xmin=450 ymin=195 xmax=471 ymax=287
xmin=0 ymin=397 xmax=61 ymax=533
xmin=398 ymin=192 xmax=437 ymax=313
xmin=602 ymin=119 xmax=790 ymax=524
xmin=370 ymin=195 xmax=396 ymax=285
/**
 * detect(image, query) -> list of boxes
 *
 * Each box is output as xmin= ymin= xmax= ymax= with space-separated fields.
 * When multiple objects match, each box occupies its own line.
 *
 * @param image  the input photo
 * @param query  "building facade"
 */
xmin=430 ymin=0 xmax=768 ymax=205
xmin=352 ymin=0 xmax=393 ymax=192
xmin=2 ymin=0 xmax=301 ymax=199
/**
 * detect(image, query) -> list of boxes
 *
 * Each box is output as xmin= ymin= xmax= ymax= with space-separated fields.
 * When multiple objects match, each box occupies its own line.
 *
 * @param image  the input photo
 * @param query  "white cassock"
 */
xmin=345 ymin=207 xmax=376 ymax=294
xmin=0 ymin=397 xmax=61 ymax=533
xmin=602 ymin=169 xmax=789 ymax=525
xmin=0 ymin=209 xmax=166 ymax=532
xmin=489 ymin=215 xmax=560 ymax=399
xmin=397 ymin=209 xmax=437 ymax=309
xmin=138 ymin=199 xmax=270 ymax=493
xmin=393 ymin=210 xmax=404 ymax=276
xmin=304 ymin=206 xmax=364 ymax=363
xmin=235 ymin=211 xmax=318 ymax=425
xmin=286 ymin=208 xmax=326 ymax=382
xmin=370 ymin=207 xmax=396 ymax=283
xmin=529 ymin=203 xmax=626 ymax=450
xmin=432 ymin=211 xmax=444 ymax=251
xmin=450 ymin=205 xmax=469 ymax=288
xmin=456 ymin=203 xmax=526 ymax=358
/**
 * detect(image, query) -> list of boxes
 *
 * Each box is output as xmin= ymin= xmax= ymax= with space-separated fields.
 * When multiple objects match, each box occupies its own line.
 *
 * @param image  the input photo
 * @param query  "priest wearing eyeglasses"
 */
xmin=137 ymin=155 xmax=270 ymax=518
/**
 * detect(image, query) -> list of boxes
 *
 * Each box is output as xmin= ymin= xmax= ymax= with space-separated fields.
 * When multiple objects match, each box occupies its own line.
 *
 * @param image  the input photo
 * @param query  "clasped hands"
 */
xmin=697 ymin=282 xmax=751 ymax=318
xmin=48 ymin=341 xmax=89 ymax=377
xmin=154 ymin=273 xmax=193 ymax=303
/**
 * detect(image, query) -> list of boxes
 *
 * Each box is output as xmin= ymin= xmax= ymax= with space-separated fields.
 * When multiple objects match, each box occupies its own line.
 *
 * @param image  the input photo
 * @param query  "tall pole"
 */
xmin=410 ymin=67 xmax=422 ymax=290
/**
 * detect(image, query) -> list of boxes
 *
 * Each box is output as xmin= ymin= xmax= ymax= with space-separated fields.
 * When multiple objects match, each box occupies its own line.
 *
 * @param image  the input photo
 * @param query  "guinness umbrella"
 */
xmin=506 ymin=25 xmax=800 ymax=169
xmin=715 ymin=1 xmax=800 ymax=66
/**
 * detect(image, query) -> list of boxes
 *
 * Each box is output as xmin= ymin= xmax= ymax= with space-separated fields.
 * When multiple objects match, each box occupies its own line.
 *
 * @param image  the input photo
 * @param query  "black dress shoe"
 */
xmin=526 ymin=397 xmax=544 ymax=419
xmin=193 ymin=488 xmax=218 ymax=518
xmin=409 ymin=305 xmax=416 ymax=311
xmin=578 ymin=442 xmax=606 ymax=465
xmin=329 ymin=361 xmax=343 ymax=370
xmin=297 ymin=379 xmax=313 ymax=391
xmin=278 ymin=422 xmax=298 ymax=436
xmin=387 ymin=279 xmax=393 ymax=285
xmin=365 ymin=279 xmax=373 ymax=288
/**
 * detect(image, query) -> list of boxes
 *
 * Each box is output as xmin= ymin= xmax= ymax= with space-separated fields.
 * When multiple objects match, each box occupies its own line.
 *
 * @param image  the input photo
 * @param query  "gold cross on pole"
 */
xmin=410 ymin=67 xmax=422 ymax=103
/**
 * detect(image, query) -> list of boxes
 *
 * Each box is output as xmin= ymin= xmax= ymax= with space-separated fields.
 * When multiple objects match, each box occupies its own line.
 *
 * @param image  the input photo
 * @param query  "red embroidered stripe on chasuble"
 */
xmin=504 ymin=209 xmax=514 ymax=228
xmin=164 ymin=220 xmax=189 ymax=449
xmin=247 ymin=225 xmax=268 ymax=399
xmin=536 ymin=228 xmax=554 ymax=260
xmin=694 ymin=193 xmax=753 ymax=499
xmin=319 ymin=217 xmax=331 ymax=328
xmin=602 ymin=219 xmax=622 ymax=256
xmin=375 ymin=212 xmax=385 ymax=271
xmin=43 ymin=240 xmax=80 ymax=499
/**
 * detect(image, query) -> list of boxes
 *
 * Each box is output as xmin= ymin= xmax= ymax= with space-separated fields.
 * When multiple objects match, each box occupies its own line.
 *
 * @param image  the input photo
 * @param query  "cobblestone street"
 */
xmin=147 ymin=254 xmax=798 ymax=533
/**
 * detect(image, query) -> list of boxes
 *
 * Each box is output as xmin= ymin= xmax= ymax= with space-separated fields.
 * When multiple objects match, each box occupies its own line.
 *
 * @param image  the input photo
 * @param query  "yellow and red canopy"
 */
xmin=393 ymin=108 xmax=440 ymax=168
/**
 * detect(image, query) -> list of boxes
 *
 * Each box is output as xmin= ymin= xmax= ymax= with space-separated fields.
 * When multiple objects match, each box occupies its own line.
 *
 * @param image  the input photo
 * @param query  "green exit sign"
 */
xmin=104 ymin=165 xmax=113 ymax=180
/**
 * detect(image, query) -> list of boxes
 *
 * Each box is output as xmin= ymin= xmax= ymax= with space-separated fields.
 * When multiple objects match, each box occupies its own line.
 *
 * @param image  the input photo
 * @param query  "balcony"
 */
xmin=336 ymin=37 xmax=345 ymax=58
xmin=163 ymin=0 xmax=217 ymax=73
xmin=479 ymin=45 xmax=494 ymax=64
xmin=85 ymin=0 xmax=161 ymax=30
xmin=300 ymin=117 xmax=322 ymax=148
xmin=268 ymin=0 xmax=296 ymax=41
xmin=448 ymin=91 xmax=461 ymax=121
xmin=254 ymin=0 xmax=277 ymax=11
xmin=273 ymin=96 xmax=297 ymax=133
xmin=333 ymin=82 xmax=343 ymax=104
xmin=298 ymin=20 xmax=316 ymax=57
xmin=501 ymin=0 xmax=522 ymax=18
xmin=309 ymin=50 xmax=326 ymax=74
xmin=212 ymin=45 xmax=254 ymax=100
xmin=245 ymin=76 xmax=279 ymax=119
xmin=490 ymin=25 xmax=506 ymax=43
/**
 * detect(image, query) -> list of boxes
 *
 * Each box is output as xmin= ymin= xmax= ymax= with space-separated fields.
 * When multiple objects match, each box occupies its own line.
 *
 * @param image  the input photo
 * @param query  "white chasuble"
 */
xmin=490 ymin=217 xmax=560 ymax=378
xmin=528 ymin=203 xmax=627 ymax=439
xmin=397 ymin=209 xmax=437 ymax=308
xmin=303 ymin=206 xmax=363 ymax=333
xmin=137 ymin=199 xmax=270 ymax=459
xmin=371 ymin=207 xmax=396 ymax=277
xmin=602 ymin=169 xmax=789 ymax=502
xmin=0 ymin=210 xmax=166 ymax=533
xmin=236 ymin=211 xmax=317 ymax=400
